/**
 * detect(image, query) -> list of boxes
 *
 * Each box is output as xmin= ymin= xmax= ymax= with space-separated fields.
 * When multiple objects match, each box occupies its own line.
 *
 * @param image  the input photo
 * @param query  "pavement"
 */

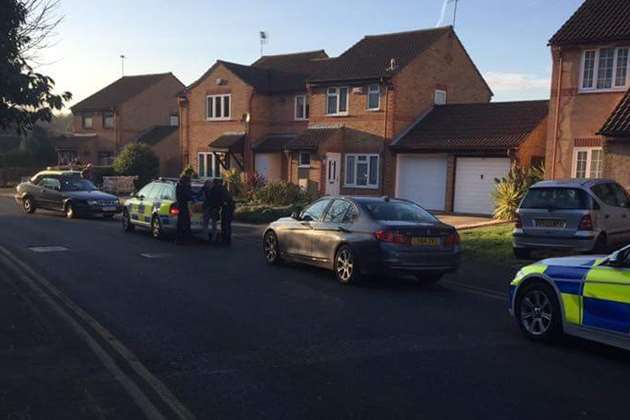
xmin=1 ymin=195 xmax=629 ymax=420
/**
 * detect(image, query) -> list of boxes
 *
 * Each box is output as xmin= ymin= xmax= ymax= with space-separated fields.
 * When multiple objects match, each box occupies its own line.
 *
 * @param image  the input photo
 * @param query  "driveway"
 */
xmin=437 ymin=213 xmax=501 ymax=229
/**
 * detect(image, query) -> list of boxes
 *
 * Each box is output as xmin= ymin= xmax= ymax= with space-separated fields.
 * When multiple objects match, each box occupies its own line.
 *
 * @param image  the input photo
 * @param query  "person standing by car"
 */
xmin=81 ymin=163 xmax=94 ymax=183
xmin=203 ymin=178 xmax=225 ymax=243
xmin=220 ymin=182 xmax=235 ymax=245
xmin=175 ymin=174 xmax=194 ymax=245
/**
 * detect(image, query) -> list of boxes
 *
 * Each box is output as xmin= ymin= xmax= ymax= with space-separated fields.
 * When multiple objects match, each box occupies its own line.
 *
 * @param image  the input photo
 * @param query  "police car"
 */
xmin=122 ymin=178 xmax=208 ymax=239
xmin=509 ymin=244 xmax=630 ymax=350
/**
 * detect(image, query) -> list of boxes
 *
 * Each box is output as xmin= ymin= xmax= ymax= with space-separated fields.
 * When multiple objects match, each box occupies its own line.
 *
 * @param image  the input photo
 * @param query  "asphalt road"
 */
xmin=1 ymin=195 xmax=630 ymax=420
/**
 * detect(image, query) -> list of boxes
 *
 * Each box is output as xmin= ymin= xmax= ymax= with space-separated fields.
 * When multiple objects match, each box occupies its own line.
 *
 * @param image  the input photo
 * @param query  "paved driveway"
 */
xmin=437 ymin=213 xmax=500 ymax=229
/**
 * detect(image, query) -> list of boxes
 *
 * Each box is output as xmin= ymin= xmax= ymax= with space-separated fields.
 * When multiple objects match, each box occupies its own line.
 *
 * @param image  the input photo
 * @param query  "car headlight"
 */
xmin=87 ymin=200 xmax=99 ymax=206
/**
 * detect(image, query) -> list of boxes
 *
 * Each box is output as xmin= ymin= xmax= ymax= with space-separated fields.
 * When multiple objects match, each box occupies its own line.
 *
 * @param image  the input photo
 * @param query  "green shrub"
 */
xmin=223 ymin=168 xmax=244 ymax=197
xmin=253 ymin=180 xmax=312 ymax=206
xmin=113 ymin=143 xmax=159 ymax=188
xmin=181 ymin=164 xmax=197 ymax=178
xmin=493 ymin=163 xmax=544 ymax=221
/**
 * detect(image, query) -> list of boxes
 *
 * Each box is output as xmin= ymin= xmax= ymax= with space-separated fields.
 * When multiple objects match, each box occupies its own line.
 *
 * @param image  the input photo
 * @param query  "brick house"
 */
xmin=56 ymin=73 xmax=184 ymax=169
xmin=179 ymin=26 xmax=495 ymax=197
xmin=546 ymin=0 xmax=630 ymax=188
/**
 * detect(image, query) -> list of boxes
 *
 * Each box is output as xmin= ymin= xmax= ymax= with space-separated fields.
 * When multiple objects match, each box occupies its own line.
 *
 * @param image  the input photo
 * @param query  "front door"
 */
xmin=325 ymin=153 xmax=341 ymax=196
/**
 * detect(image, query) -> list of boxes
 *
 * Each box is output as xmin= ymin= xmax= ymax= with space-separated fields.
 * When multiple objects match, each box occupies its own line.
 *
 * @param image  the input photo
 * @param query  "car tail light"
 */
xmin=515 ymin=214 xmax=523 ymax=229
xmin=169 ymin=204 xmax=180 ymax=216
xmin=578 ymin=214 xmax=593 ymax=231
xmin=374 ymin=230 xmax=411 ymax=245
xmin=444 ymin=231 xmax=461 ymax=247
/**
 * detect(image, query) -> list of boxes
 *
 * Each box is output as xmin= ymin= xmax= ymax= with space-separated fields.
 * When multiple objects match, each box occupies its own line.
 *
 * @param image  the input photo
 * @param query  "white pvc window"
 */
xmin=367 ymin=84 xmax=380 ymax=110
xmin=581 ymin=47 xmax=629 ymax=91
xmin=572 ymin=147 xmax=603 ymax=179
xmin=298 ymin=152 xmax=311 ymax=168
xmin=295 ymin=95 xmax=309 ymax=120
xmin=326 ymin=87 xmax=349 ymax=115
xmin=345 ymin=154 xmax=379 ymax=188
xmin=434 ymin=89 xmax=447 ymax=105
xmin=206 ymin=94 xmax=231 ymax=120
xmin=198 ymin=152 xmax=221 ymax=178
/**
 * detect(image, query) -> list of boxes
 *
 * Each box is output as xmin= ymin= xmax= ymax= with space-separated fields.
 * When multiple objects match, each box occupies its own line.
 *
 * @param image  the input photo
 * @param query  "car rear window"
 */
xmin=363 ymin=201 xmax=437 ymax=223
xmin=520 ymin=188 xmax=593 ymax=210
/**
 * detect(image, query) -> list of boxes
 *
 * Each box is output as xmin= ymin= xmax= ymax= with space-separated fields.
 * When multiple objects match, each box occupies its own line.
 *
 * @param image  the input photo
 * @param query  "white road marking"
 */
xmin=28 ymin=246 xmax=69 ymax=253
xmin=0 ymin=246 xmax=196 ymax=420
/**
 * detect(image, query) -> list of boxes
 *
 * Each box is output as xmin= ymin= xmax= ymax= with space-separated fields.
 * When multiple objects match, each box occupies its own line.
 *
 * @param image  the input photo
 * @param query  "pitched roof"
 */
xmin=209 ymin=133 xmax=245 ymax=151
xmin=549 ymin=0 xmax=630 ymax=46
xmin=251 ymin=50 xmax=328 ymax=74
xmin=392 ymin=100 xmax=549 ymax=151
xmin=599 ymin=90 xmax=630 ymax=137
xmin=286 ymin=127 xmax=342 ymax=151
xmin=72 ymin=73 xmax=175 ymax=112
xmin=136 ymin=125 xmax=178 ymax=146
xmin=252 ymin=134 xmax=297 ymax=152
xmin=309 ymin=27 xmax=452 ymax=83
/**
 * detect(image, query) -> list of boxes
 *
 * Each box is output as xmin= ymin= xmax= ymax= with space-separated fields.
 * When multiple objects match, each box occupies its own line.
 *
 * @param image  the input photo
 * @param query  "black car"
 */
xmin=263 ymin=196 xmax=461 ymax=285
xmin=14 ymin=170 xmax=122 ymax=219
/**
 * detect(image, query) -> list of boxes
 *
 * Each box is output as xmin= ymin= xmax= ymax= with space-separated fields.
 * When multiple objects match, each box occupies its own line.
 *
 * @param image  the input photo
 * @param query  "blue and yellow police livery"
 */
xmin=509 ymin=245 xmax=630 ymax=350
xmin=122 ymin=179 xmax=205 ymax=239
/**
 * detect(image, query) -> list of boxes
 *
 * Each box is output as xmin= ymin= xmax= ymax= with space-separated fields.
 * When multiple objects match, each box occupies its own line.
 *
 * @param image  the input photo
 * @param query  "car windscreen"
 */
xmin=363 ymin=201 xmax=437 ymax=223
xmin=61 ymin=177 xmax=97 ymax=192
xmin=520 ymin=187 xmax=592 ymax=210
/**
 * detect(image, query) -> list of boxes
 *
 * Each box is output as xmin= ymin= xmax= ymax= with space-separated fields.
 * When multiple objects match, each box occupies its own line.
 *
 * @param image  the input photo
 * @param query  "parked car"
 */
xmin=262 ymin=196 xmax=460 ymax=284
xmin=513 ymin=179 xmax=630 ymax=258
xmin=122 ymin=178 xmax=207 ymax=239
xmin=508 ymin=244 xmax=630 ymax=350
xmin=14 ymin=170 xmax=122 ymax=219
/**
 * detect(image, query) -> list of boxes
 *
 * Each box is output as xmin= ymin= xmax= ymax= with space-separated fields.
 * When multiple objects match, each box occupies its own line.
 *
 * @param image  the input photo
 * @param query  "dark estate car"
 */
xmin=263 ymin=196 xmax=461 ymax=284
xmin=14 ymin=170 xmax=122 ymax=219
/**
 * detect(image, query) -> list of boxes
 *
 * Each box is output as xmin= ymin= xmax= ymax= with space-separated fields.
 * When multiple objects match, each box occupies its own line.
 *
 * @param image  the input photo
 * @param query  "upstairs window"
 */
xmin=326 ymin=87 xmax=349 ymax=115
xmin=367 ymin=84 xmax=380 ymax=110
xmin=103 ymin=111 xmax=114 ymax=128
xmin=295 ymin=95 xmax=309 ymax=120
xmin=582 ymin=47 xmax=629 ymax=91
xmin=206 ymin=94 xmax=231 ymax=120
xmin=169 ymin=113 xmax=179 ymax=126
xmin=434 ymin=89 xmax=447 ymax=105
xmin=82 ymin=114 xmax=93 ymax=129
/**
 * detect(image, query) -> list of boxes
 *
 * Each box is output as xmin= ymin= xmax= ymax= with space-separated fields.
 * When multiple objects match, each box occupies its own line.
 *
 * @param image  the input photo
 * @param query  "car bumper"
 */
xmin=77 ymin=204 xmax=123 ymax=216
xmin=158 ymin=215 xmax=205 ymax=233
xmin=366 ymin=244 xmax=461 ymax=275
xmin=513 ymin=230 xmax=597 ymax=252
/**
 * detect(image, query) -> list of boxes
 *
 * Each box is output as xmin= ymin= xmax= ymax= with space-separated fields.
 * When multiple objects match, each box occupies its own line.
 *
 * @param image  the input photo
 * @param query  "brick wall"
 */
xmin=516 ymin=118 xmax=548 ymax=167
xmin=604 ymin=140 xmax=630 ymax=189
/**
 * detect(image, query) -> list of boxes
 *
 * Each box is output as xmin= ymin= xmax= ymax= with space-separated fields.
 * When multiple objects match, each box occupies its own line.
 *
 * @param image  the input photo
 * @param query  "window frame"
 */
xmin=434 ymin=89 xmax=447 ymax=105
xmin=294 ymin=95 xmax=309 ymax=120
xmin=344 ymin=153 xmax=380 ymax=189
xmin=580 ymin=47 xmax=630 ymax=93
xmin=366 ymin=84 xmax=380 ymax=111
xmin=82 ymin=114 xmax=93 ymax=129
xmin=102 ymin=111 xmax=114 ymax=129
xmin=206 ymin=94 xmax=232 ymax=121
xmin=198 ymin=152 xmax=221 ymax=178
xmin=572 ymin=147 xmax=604 ymax=179
xmin=326 ymin=87 xmax=349 ymax=116
xmin=298 ymin=151 xmax=311 ymax=168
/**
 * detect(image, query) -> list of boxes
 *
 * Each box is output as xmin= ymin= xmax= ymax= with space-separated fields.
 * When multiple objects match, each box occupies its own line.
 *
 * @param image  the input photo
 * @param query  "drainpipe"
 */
xmin=383 ymin=81 xmax=391 ymax=195
xmin=551 ymin=50 xmax=563 ymax=179
xmin=246 ymin=89 xmax=256 ymax=175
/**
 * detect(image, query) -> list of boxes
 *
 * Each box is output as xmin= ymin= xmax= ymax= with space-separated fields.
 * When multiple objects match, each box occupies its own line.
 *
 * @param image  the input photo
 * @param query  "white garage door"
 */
xmin=454 ymin=157 xmax=511 ymax=215
xmin=396 ymin=154 xmax=447 ymax=211
xmin=255 ymin=153 xmax=282 ymax=182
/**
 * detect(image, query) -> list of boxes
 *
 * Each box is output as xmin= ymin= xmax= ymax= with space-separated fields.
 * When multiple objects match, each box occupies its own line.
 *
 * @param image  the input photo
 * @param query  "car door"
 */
xmin=582 ymin=254 xmax=630 ymax=335
xmin=131 ymin=183 xmax=156 ymax=226
xmin=609 ymin=183 xmax=630 ymax=244
xmin=591 ymin=183 xmax=627 ymax=246
xmin=310 ymin=199 xmax=354 ymax=263
xmin=38 ymin=177 xmax=62 ymax=210
xmin=282 ymin=199 xmax=331 ymax=259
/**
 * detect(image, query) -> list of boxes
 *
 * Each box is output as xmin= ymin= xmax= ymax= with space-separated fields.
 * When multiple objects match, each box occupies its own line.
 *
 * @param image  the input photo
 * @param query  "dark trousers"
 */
xmin=221 ymin=209 xmax=233 ymax=244
xmin=176 ymin=208 xmax=192 ymax=242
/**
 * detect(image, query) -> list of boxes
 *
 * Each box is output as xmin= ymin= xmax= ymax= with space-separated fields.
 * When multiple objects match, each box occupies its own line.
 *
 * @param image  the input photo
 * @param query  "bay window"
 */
xmin=206 ymin=94 xmax=231 ymax=120
xmin=326 ymin=87 xmax=349 ymax=115
xmin=581 ymin=47 xmax=629 ymax=91
xmin=345 ymin=154 xmax=379 ymax=188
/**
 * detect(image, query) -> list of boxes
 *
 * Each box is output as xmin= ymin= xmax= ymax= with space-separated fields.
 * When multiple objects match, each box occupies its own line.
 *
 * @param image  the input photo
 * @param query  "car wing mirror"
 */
xmin=301 ymin=214 xmax=313 ymax=222
xmin=291 ymin=211 xmax=300 ymax=220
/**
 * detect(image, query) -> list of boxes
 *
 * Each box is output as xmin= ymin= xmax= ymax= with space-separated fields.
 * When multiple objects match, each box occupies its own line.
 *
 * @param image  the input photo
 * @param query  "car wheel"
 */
xmin=415 ymin=272 xmax=443 ymax=285
xmin=22 ymin=196 xmax=36 ymax=214
xmin=513 ymin=247 xmax=532 ymax=259
xmin=65 ymin=202 xmax=77 ymax=219
xmin=122 ymin=209 xmax=134 ymax=232
xmin=335 ymin=245 xmax=360 ymax=285
xmin=263 ymin=231 xmax=282 ymax=265
xmin=515 ymin=282 xmax=562 ymax=342
xmin=151 ymin=216 xmax=164 ymax=239
xmin=592 ymin=234 xmax=608 ymax=254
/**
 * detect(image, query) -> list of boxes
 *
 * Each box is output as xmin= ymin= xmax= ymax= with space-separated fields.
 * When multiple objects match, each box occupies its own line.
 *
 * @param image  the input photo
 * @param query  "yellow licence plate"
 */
xmin=411 ymin=237 xmax=440 ymax=247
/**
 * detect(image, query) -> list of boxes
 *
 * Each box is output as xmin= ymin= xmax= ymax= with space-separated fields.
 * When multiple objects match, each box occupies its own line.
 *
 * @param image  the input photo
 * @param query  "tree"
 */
xmin=0 ymin=0 xmax=71 ymax=134
xmin=113 ymin=144 xmax=160 ymax=188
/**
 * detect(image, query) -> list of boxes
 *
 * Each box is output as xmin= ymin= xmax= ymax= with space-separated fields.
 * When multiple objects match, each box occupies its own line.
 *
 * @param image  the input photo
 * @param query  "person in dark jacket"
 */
xmin=175 ymin=174 xmax=194 ymax=245
xmin=220 ymin=183 xmax=235 ymax=245
xmin=203 ymin=178 xmax=225 ymax=243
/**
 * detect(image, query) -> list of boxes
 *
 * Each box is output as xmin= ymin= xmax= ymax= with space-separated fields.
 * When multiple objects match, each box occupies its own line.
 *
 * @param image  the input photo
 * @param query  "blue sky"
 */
xmin=39 ymin=0 xmax=584 ymax=108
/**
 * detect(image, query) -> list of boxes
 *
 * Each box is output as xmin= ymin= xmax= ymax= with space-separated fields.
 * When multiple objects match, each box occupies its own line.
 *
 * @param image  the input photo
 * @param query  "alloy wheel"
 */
xmin=264 ymin=232 xmax=279 ymax=264
xmin=336 ymin=248 xmax=354 ymax=283
xmin=151 ymin=217 xmax=162 ymax=239
xmin=65 ymin=203 xmax=75 ymax=219
xmin=23 ymin=198 xmax=34 ymax=213
xmin=519 ymin=289 xmax=553 ymax=336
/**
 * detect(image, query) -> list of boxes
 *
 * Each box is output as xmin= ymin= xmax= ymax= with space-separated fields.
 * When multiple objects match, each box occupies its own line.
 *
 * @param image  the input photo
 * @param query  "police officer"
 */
xmin=175 ymin=174 xmax=194 ymax=245
xmin=220 ymin=182 xmax=235 ymax=245
xmin=203 ymin=178 xmax=225 ymax=243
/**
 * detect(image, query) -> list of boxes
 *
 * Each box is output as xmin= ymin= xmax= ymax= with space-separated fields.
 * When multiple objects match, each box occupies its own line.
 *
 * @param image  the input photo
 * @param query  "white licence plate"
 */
xmin=103 ymin=206 xmax=116 ymax=212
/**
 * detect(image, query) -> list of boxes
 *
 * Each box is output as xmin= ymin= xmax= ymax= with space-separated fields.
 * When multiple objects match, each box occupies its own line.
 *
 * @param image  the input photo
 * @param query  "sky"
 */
xmin=36 ymin=0 xmax=585 ymax=109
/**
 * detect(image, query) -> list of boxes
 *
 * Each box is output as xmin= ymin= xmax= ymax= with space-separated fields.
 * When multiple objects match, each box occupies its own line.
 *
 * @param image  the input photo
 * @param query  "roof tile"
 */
xmin=599 ymin=89 xmax=630 ymax=137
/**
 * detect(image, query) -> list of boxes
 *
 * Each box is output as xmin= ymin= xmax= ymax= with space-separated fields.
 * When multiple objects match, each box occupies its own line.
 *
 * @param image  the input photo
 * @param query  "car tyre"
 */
xmin=151 ymin=216 xmax=164 ymax=239
xmin=22 ymin=196 xmax=36 ymax=214
xmin=263 ymin=231 xmax=282 ymax=265
xmin=592 ymin=234 xmax=608 ymax=254
xmin=335 ymin=245 xmax=360 ymax=285
xmin=122 ymin=209 xmax=134 ymax=232
xmin=515 ymin=282 xmax=562 ymax=343
xmin=65 ymin=202 xmax=77 ymax=219
xmin=513 ymin=247 xmax=532 ymax=260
